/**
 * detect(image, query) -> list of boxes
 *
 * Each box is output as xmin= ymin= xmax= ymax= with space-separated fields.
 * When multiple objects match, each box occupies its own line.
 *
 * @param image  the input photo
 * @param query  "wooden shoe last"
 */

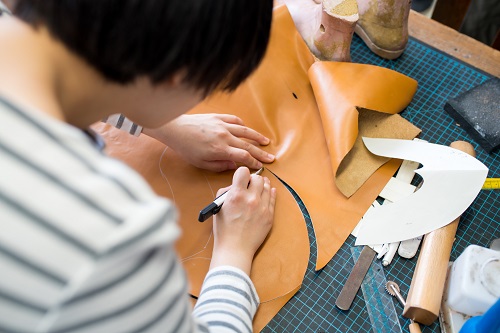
xmin=282 ymin=0 xmax=358 ymax=61
xmin=355 ymin=0 xmax=411 ymax=59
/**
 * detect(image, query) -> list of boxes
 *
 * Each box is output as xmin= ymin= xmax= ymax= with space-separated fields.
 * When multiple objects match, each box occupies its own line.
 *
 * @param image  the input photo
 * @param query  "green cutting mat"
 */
xmin=262 ymin=35 xmax=499 ymax=333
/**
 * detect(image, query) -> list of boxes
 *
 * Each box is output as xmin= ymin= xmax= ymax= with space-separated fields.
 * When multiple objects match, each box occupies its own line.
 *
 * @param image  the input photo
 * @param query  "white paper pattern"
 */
xmin=355 ymin=138 xmax=488 ymax=245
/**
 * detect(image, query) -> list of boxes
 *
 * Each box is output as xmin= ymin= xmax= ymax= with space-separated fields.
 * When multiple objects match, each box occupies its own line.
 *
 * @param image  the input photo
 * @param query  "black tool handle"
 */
xmin=198 ymin=202 xmax=218 ymax=222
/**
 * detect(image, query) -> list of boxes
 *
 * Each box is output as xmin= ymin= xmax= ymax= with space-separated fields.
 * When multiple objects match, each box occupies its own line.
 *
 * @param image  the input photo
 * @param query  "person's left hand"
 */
xmin=143 ymin=113 xmax=275 ymax=172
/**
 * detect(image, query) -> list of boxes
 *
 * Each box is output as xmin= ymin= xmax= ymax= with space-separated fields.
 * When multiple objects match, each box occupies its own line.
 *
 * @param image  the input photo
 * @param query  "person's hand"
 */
xmin=209 ymin=167 xmax=277 ymax=275
xmin=143 ymin=114 xmax=275 ymax=172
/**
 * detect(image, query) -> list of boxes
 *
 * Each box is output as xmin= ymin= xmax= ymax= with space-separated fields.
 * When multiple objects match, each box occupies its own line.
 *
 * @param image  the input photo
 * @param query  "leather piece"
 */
xmin=335 ymin=108 xmax=421 ymax=197
xmin=308 ymin=61 xmax=419 ymax=197
xmin=309 ymin=61 xmax=418 ymax=172
xmin=193 ymin=5 xmax=418 ymax=270
xmin=254 ymin=285 xmax=302 ymax=332
xmin=91 ymin=122 xmax=309 ymax=332
xmin=92 ymin=4 xmax=419 ymax=330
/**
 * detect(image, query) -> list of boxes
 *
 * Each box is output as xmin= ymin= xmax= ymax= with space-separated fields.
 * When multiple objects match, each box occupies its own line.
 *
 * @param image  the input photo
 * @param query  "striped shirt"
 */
xmin=0 ymin=0 xmax=10 ymax=16
xmin=102 ymin=115 xmax=143 ymax=137
xmin=0 ymin=95 xmax=259 ymax=333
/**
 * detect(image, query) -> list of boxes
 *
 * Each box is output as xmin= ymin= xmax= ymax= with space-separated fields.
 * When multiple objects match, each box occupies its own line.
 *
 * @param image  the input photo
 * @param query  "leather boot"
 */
xmin=283 ymin=0 xmax=359 ymax=62
xmin=355 ymin=0 xmax=411 ymax=59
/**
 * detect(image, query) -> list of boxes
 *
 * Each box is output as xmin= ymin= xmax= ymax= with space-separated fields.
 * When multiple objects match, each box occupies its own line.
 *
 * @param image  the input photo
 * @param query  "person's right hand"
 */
xmin=209 ymin=167 xmax=277 ymax=275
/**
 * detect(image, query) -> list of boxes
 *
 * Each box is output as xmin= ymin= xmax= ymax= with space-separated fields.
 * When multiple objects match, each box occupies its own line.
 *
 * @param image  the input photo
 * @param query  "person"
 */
xmin=0 ymin=0 xmax=276 ymax=173
xmin=0 ymin=1 xmax=276 ymax=333
xmin=0 ymin=1 xmax=276 ymax=174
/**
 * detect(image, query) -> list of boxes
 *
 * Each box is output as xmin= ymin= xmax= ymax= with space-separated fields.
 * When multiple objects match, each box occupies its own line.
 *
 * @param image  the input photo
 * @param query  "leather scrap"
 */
xmin=335 ymin=108 xmax=421 ymax=197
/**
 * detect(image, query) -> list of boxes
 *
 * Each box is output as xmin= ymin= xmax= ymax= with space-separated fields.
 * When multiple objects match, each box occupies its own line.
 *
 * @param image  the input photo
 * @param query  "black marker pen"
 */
xmin=198 ymin=167 xmax=264 ymax=222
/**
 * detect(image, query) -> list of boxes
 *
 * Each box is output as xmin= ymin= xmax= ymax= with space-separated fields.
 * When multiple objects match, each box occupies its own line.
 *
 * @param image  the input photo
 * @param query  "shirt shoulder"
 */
xmin=0 ymin=97 xmax=182 ymax=331
xmin=0 ymin=1 xmax=11 ymax=15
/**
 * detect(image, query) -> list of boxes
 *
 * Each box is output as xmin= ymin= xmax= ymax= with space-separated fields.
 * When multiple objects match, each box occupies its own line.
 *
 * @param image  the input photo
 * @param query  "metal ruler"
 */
xmin=352 ymin=246 xmax=403 ymax=333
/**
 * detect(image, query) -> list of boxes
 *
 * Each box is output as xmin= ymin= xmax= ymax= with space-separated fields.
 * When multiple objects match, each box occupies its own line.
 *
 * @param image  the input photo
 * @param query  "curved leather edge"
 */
xmin=254 ymin=284 xmax=302 ymax=332
xmin=91 ymin=123 xmax=310 ymax=305
xmin=308 ymin=61 xmax=418 ymax=176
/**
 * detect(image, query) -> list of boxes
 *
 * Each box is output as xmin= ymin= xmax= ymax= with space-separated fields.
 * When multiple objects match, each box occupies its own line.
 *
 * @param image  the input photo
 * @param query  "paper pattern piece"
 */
xmin=356 ymin=138 xmax=488 ymax=245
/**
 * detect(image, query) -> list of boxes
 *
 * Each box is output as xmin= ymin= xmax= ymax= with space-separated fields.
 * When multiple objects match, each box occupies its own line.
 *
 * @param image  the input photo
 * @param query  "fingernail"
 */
xmin=267 ymin=153 xmax=275 ymax=161
xmin=264 ymin=137 xmax=270 ymax=144
xmin=256 ymin=161 xmax=263 ymax=169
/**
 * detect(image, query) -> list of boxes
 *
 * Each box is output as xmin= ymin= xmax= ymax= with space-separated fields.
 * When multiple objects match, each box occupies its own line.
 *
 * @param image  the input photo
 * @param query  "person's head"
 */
xmin=14 ymin=0 xmax=273 ymax=97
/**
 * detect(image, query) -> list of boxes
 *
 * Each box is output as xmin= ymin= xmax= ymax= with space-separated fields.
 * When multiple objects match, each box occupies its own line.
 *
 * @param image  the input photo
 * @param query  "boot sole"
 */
xmin=354 ymin=25 xmax=406 ymax=60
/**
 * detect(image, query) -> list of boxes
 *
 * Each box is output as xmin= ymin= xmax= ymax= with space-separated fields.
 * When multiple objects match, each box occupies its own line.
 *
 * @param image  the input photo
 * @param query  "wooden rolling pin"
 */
xmin=403 ymin=141 xmax=476 ymax=325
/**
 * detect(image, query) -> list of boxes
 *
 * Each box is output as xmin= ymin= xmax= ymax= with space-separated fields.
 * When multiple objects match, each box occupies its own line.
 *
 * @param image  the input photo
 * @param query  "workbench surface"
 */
xmin=262 ymin=11 xmax=500 ymax=333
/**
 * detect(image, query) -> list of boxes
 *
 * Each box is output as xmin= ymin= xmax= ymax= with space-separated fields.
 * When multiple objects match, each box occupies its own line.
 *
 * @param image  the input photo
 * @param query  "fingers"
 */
xmin=231 ymin=167 xmax=251 ymax=190
xmin=213 ymin=113 xmax=271 ymax=146
xmin=261 ymin=177 xmax=277 ymax=214
xmin=225 ymin=145 xmax=275 ymax=170
xmin=205 ymin=114 xmax=276 ymax=169
xmin=248 ymin=172 xmax=265 ymax=194
xmin=231 ymin=167 xmax=270 ymax=195
xmin=226 ymin=123 xmax=271 ymax=146
xmin=216 ymin=185 xmax=231 ymax=197
xmin=269 ymin=185 xmax=277 ymax=214
xmin=260 ymin=176 xmax=271 ymax=202
xmin=223 ymin=125 xmax=274 ymax=166
xmin=199 ymin=145 xmax=274 ymax=171
xmin=198 ymin=160 xmax=237 ymax=173
xmin=247 ymin=172 xmax=276 ymax=216
xmin=214 ymin=114 xmax=245 ymax=126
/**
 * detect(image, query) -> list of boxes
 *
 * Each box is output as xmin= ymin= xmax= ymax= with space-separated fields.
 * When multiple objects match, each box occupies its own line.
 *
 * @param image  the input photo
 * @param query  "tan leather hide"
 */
xmin=92 ymin=4 xmax=419 ymax=331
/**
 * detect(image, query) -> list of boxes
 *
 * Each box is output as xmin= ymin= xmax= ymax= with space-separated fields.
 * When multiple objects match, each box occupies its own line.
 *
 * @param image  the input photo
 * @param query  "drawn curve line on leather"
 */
xmin=159 ymin=146 xmax=214 ymax=262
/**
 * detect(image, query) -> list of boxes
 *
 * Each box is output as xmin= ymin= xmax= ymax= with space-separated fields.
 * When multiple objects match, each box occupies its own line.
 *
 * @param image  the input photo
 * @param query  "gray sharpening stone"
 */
xmin=444 ymin=77 xmax=500 ymax=153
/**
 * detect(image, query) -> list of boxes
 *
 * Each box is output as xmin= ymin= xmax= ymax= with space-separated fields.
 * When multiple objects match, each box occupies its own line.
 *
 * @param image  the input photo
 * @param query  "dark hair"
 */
xmin=14 ymin=0 xmax=273 ymax=94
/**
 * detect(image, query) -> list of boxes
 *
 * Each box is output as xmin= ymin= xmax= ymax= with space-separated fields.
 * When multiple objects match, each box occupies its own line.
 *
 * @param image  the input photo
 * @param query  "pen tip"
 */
xmin=256 ymin=167 xmax=264 ymax=175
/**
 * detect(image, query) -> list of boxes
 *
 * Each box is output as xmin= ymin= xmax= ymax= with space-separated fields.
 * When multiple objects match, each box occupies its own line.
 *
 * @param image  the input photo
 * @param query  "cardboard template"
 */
xmin=356 ymin=138 xmax=488 ymax=245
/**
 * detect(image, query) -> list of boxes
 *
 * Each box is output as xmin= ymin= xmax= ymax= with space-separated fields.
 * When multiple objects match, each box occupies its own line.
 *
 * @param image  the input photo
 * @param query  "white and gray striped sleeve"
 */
xmin=193 ymin=266 xmax=260 ymax=333
xmin=103 ymin=114 xmax=143 ymax=136
xmin=0 ymin=1 xmax=12 ymax=15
